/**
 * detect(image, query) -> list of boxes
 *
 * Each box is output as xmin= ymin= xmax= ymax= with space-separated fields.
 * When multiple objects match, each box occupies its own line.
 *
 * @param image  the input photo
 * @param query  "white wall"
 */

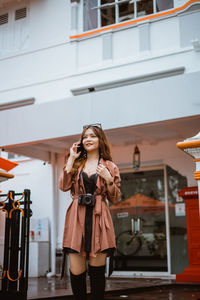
xmin=0 ymin=159 xmax=52 ymax=219
xmin=29 ymin=0 xmax=71 ymax=47
xmin=0 ymin=1 xmax=199 ymax=105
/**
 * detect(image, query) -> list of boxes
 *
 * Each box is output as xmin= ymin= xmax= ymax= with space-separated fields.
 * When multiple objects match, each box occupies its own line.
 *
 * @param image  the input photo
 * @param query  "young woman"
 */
xmin=59 ymin=124 xmax=121 ymax=300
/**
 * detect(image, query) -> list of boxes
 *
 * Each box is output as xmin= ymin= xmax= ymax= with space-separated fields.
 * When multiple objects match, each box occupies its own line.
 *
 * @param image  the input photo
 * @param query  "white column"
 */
xmin=49 ymin=152 xmax=58 ymax=275
xmin=164 ymin=165 xmax=171 ymax=275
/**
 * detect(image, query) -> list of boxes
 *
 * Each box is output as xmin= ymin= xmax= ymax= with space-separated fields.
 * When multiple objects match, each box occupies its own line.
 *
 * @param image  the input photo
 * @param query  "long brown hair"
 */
xmin=69 ymin=126 xmax=112 ymax=176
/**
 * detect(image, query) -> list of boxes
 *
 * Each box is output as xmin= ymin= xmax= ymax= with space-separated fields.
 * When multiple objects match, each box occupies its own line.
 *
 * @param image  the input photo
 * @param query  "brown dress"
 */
xmin=58 ymin=158 xmax=121 ymax=257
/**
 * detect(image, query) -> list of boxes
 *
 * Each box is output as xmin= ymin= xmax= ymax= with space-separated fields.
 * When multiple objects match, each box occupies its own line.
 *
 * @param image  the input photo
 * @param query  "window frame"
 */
xmin=83 ymin=0 xmax=174 ymax=32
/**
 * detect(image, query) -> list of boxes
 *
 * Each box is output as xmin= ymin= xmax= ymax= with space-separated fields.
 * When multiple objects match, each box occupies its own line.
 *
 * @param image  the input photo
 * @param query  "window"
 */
xmin=0 ymin=5 xmax=28 ymax=57
xmin=83 ymin=0 xmax=98 ymax=31
xmin=83 ymin=0 xmax=174 ymax=31
xmin=137 ymin=0 xmax=153 ymax=17
xmin=156 ymin=0 xmax=173 ymax=12
xmin=0 ymin=13 xmax=8 ymax=25
xmin=15 ymin=7 xmax=27 ymax=20
xmin=118 ymin=0 xmax=134 ymax=23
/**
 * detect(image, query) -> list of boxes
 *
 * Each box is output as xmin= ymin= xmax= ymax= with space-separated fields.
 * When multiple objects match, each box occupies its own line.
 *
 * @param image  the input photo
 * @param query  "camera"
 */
xmin=78 ymin=194 xmax=96 ymax=207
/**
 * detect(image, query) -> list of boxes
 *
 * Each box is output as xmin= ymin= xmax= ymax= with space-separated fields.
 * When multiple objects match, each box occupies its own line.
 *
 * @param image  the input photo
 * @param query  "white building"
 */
xmin=0 ymin=0 xmax=200 ymax=278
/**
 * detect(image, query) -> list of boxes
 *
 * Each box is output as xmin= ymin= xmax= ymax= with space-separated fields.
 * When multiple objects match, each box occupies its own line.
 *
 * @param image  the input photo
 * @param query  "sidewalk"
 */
xmin=27 ymin=276 xmax=200 ymax=300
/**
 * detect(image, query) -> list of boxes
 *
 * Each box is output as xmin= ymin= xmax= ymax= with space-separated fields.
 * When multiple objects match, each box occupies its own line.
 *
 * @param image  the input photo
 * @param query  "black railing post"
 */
xmin=2 ymin=191 xmax=13 ymax=291
xmin=24 ymin=189 xmax=31 ymax=298
xmin=19 ymin=199 xmax=26 ymax=293
xmin=0 ymin=189 xmax=32 ymax=300
xmin=9 ymin=191 xmax=20 ymax=291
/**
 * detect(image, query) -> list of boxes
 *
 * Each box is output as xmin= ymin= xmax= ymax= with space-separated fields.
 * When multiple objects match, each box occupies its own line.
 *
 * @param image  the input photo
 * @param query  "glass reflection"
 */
xmin=111 ymin=169 xmax=167 ymax=272
xmin=83 ymin=0 xmax=98 ymax=31
xmin=118 ymin=0 xmax=134 ymax=22
xmin=101 ymin=1 xmax=115 ymax=27
xmin=156 ymin=0 xmax=173 ymax=12
xmin=167 ymin=166 xmax=188 ymax=274
xmin=137 ymin=0 xmax=153 ymax=17
xmin=111 ymin=166 xmax=188 ymax=273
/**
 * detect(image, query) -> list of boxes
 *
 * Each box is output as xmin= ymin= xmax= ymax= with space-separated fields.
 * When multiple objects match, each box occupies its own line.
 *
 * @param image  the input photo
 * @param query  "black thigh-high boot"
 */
xmin=70 ymin=270 xmax=87 ymax=300
xmin=88 ymin=265 xmax=106 ymax=300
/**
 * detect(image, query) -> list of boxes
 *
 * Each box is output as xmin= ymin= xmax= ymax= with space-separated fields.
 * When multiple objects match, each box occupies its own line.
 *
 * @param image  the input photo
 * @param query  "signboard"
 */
xmin=175 ymin=203 xmax=186 ymax=217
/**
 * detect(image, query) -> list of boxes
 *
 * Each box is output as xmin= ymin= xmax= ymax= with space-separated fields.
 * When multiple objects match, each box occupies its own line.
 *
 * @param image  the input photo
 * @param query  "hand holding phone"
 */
xmin=69 ymin=142 xmax=82 ymax=159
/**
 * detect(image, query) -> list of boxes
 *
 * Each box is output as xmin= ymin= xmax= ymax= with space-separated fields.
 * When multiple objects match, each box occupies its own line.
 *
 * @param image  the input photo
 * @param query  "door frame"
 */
xmin=107 ymin=164 xmax=173 ymax=278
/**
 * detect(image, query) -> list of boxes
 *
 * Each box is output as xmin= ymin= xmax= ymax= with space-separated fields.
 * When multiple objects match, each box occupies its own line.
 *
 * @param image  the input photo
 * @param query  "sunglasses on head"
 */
xmin=83 ymin=123 xmax=102 ymax=129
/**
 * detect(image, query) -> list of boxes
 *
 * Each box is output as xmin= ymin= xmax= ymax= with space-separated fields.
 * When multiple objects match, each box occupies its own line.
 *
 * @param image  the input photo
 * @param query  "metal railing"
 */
xmin=0 ymin=190 xmax=32 ymax=300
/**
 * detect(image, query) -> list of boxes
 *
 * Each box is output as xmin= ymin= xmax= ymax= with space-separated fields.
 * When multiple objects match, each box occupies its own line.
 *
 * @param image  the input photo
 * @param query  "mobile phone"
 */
xmin=77 ymin=143 xmax=84 ymax=153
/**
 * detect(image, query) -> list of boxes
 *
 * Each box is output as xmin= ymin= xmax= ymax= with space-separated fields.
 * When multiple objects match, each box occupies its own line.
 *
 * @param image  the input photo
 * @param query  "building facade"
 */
xmin=0 ymin=0 xmax=200 ymax=278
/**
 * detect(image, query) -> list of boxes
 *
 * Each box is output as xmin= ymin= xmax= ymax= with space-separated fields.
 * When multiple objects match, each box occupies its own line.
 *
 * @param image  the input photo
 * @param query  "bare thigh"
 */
xmin=69 ymin=253 xmax=87 ymax=275
xmin=89 ymin=253 xmax=107 ymax=266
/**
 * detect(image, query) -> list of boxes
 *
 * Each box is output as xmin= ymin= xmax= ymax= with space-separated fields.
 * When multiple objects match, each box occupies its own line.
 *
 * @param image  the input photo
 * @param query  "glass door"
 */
xmin=110 ymin=167 xmax=168 ymax=273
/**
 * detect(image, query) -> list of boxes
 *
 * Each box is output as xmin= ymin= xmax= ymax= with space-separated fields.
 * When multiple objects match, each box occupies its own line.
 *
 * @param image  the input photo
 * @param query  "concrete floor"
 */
xmin=27 ymin=276 xmax=200 ymax=300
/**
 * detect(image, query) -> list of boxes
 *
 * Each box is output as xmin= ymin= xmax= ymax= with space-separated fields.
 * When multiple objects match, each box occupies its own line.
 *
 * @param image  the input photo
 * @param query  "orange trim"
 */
xmin=10 ymin=192 xmax=24 ymax=202
xmin=9 ymin=207 xmax=24 ymax=218
xmin=0 ymin=171 xmax=14 ymax=179
xmin=7 ymin=270 xmax=22 ymax=282
xmin=0 ymin=157 xmax=18 ymax=172
xmin=0 ymin=194 xmax=9 ymax=218
xmin=9 ymin=197 xmax=25 ymax=218
xmin=194 ymin=159 xmax=200 ymax=162
xmin=194 ymin=171 xmax=200 ymax=180
xmin=0 ymin=270 xmax=6 ymax=280
xmin=70 ymin=0 xmax=200 ymax=39
xmin=177 ymin=140 xmax=200 ymax=150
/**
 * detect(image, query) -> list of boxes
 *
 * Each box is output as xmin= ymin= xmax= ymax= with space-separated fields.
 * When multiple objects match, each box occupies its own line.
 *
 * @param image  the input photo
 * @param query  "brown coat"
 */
xmin=58 ymin=158 xmax=121 ymax=257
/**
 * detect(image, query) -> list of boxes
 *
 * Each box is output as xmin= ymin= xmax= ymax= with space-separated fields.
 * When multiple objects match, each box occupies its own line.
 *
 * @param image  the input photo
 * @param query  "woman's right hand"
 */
xmin=64 ymin=142 xmax=81 ymax=172
xmin=69 ymin=142 xmax=81 ymax=160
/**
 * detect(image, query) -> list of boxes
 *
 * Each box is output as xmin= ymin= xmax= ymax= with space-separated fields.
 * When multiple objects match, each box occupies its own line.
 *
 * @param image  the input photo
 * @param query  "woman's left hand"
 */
xmin=96 ymin=164 xmax=113 ymax=183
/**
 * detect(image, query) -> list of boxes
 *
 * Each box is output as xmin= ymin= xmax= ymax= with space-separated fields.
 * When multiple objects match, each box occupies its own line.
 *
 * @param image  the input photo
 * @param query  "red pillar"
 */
xmin=176 ymin=186 xmax=200 ymax=282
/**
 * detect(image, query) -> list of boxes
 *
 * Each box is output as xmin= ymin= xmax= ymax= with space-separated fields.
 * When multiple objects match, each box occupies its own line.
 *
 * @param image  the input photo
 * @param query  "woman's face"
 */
xmin=82 ymin=127 xmax=99 ymax=153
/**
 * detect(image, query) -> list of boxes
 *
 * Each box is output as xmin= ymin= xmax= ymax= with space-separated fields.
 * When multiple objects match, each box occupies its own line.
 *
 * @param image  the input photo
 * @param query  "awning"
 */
xmin=0 ymin=171 xmax=14 ymax=183
xmin=0 ymin=157 xmax=18 ymax=183
xmin=0 ymin=157 xmax=18 ymax=172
